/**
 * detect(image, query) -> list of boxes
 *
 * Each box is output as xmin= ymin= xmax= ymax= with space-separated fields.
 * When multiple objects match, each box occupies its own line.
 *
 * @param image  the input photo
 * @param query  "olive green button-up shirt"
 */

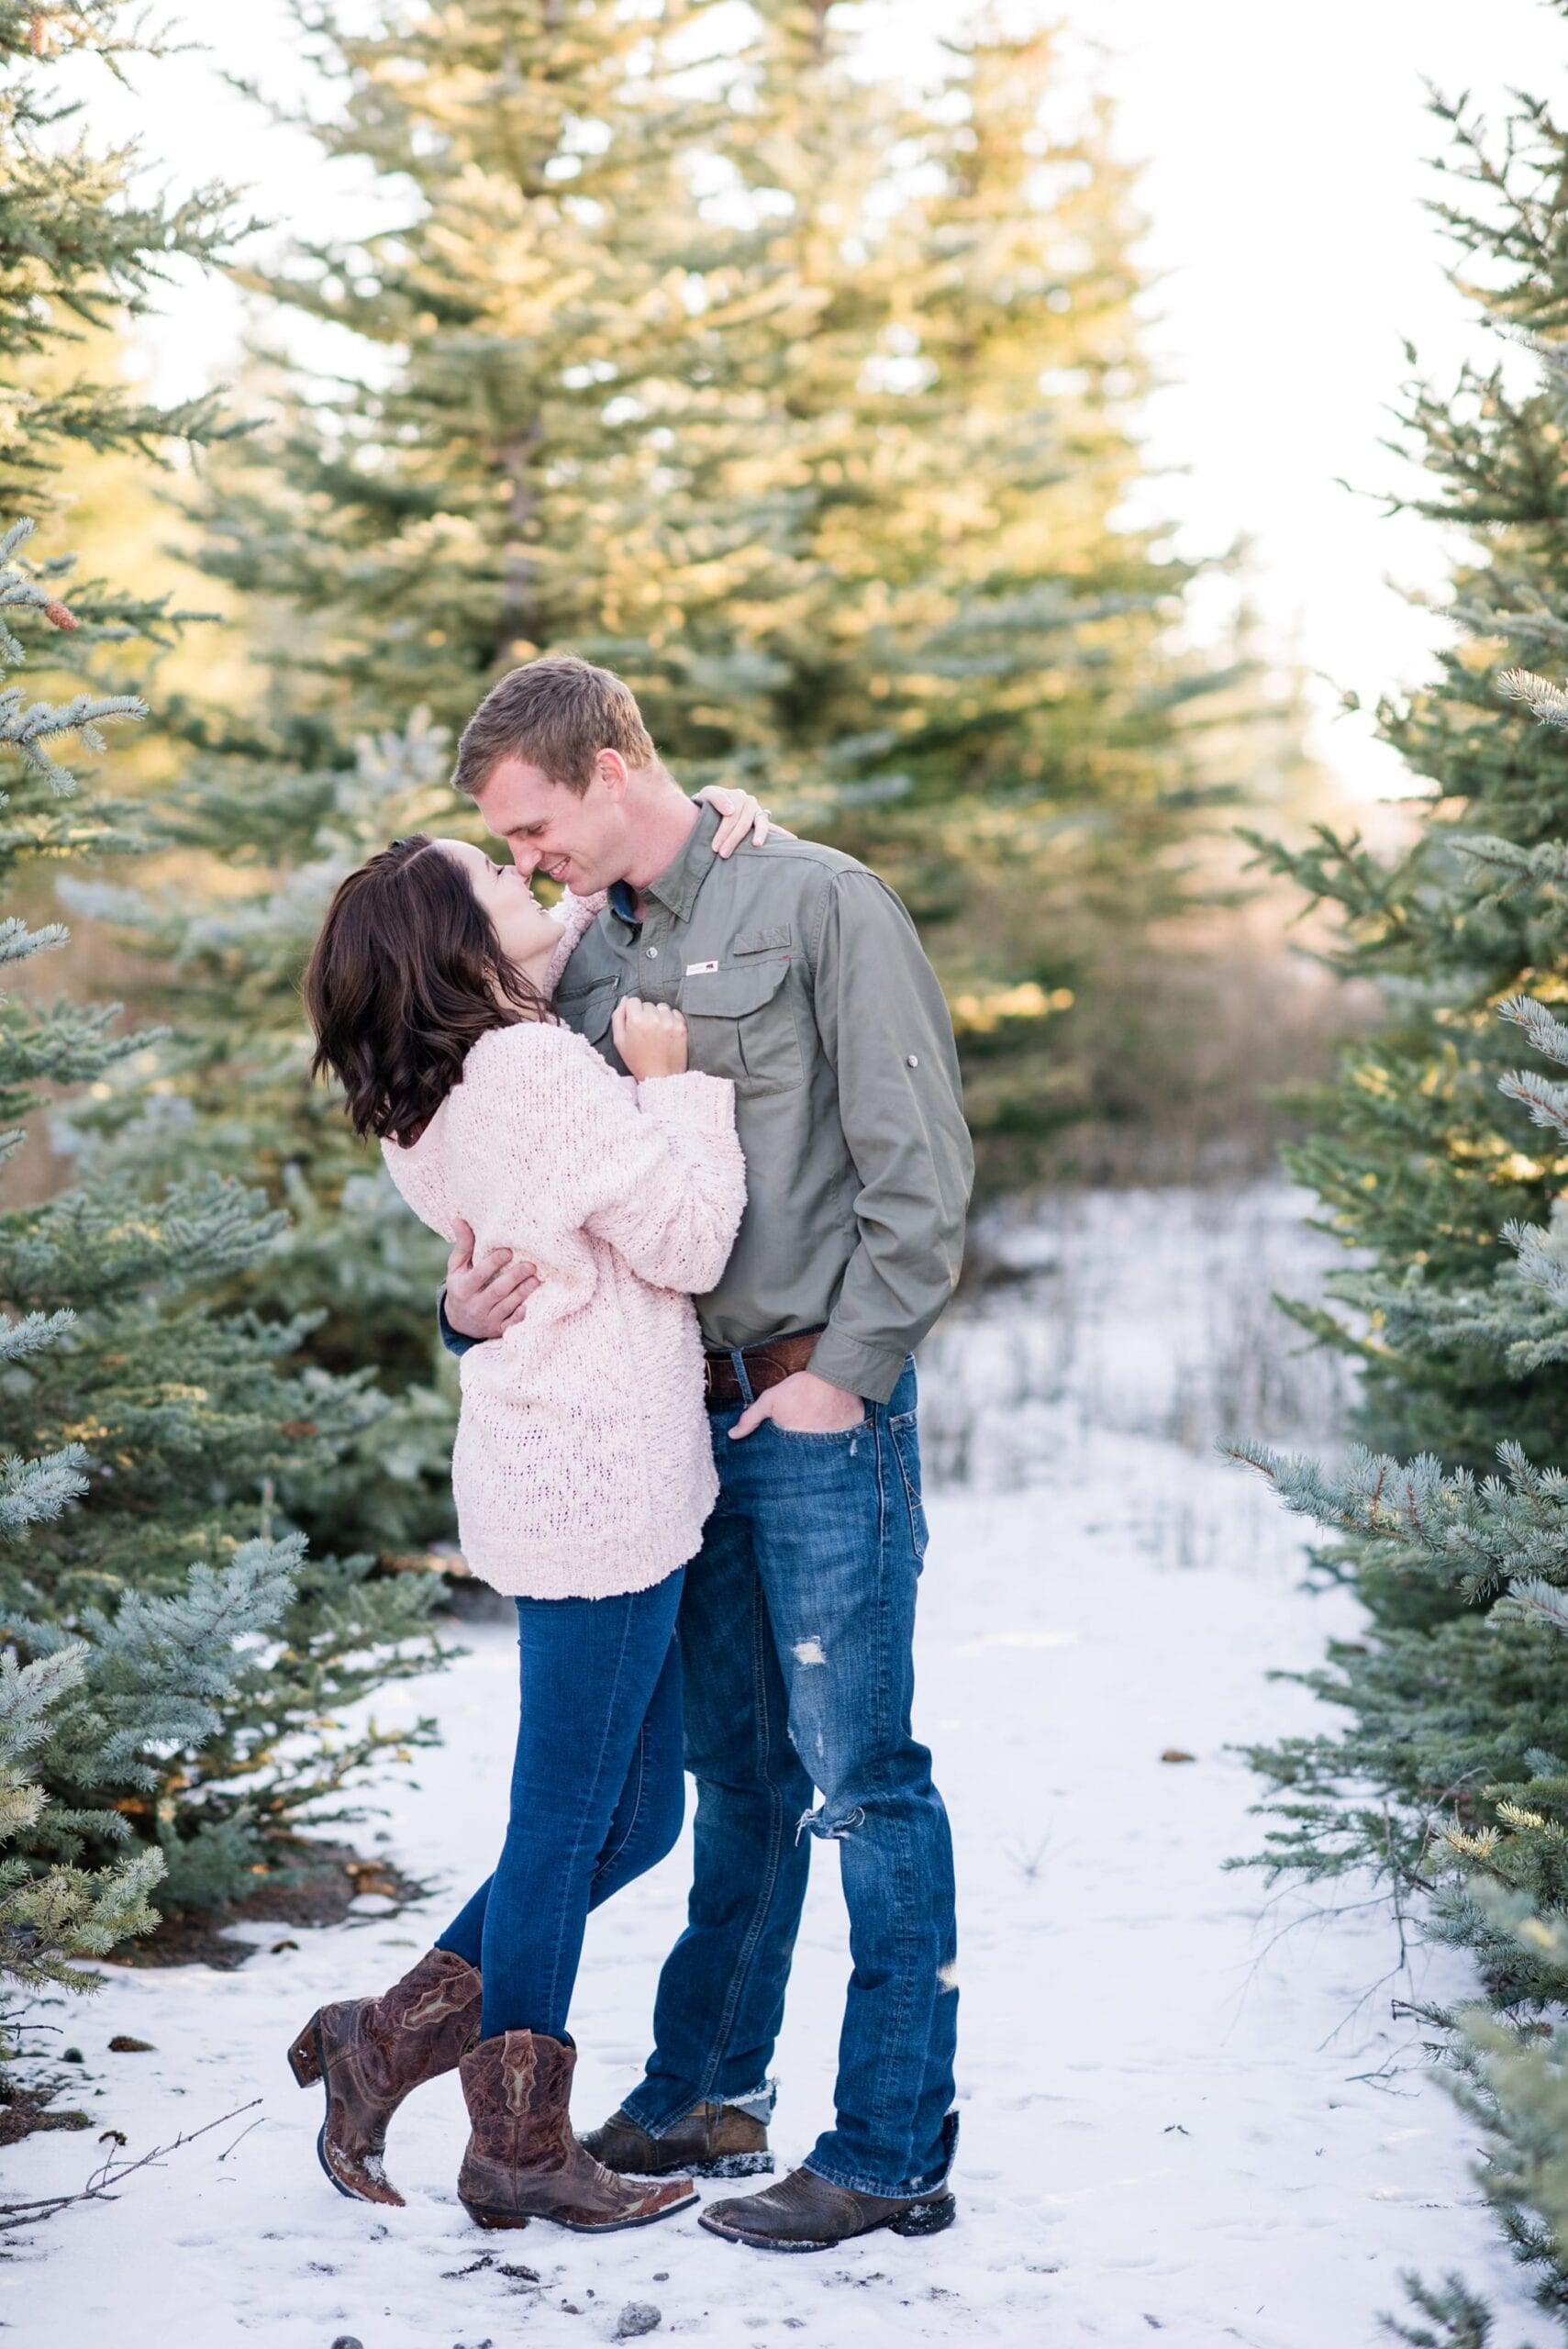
xmin=549 ymin=802 xmax=973 ymax=1406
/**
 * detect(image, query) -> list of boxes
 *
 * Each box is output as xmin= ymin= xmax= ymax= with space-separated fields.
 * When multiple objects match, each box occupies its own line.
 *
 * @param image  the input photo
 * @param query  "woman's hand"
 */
xmin=695 ymin=785 xmax=793 ymax=858
xmin=614 ymin=996 xmax=690 ymax=1081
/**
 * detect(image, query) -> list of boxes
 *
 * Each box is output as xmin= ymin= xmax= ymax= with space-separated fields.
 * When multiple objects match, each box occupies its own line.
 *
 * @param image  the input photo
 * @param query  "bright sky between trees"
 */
xmin=103 ymin=0 xmax=1566 ymax=801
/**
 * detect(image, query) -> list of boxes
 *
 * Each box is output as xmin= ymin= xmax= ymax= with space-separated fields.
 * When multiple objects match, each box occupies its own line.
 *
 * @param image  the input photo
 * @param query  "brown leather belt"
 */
xmin=704 ymin=1330 xmax=822 ymax=1410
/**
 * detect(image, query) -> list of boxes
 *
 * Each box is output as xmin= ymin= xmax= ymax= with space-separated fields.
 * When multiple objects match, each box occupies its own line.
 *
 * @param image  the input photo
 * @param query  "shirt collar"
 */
xmin=606 ymin=799 xmax=722 ymax=930
xmin=649 ymin=800 xmax=726 ymax=919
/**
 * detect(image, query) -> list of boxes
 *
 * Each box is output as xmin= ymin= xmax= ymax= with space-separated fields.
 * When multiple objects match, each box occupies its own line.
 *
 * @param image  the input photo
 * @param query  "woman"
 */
xmin=289 ymin=798 xmax=762 ymax=2234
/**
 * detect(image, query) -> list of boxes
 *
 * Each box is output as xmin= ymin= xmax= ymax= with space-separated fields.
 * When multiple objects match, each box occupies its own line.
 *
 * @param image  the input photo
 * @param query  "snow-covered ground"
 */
xmin=6 ymin=1186 xmax=1554 ymax=2347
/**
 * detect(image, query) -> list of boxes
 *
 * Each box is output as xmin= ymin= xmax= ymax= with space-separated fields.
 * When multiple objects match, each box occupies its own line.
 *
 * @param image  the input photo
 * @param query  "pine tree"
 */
xmin=746 ymin=17 xmax=1209 ymax=813
xmin=0 ymin=1 xmax=443 ymax=1959
xmin=764 ymin=14 xmax=1245 ymax=1183
xmin=1230 ymin=17 xmax=1568 ymax=2323
xmin=55 ymin=710 xmax=470 ymax=1557
xmin=0 ymin=533 xmax=178 ymax=2037
xmin=204 ymin=0 xmax=794 ymax=748
xmin=1239 ymin=76 xmax=1568 ymax=1514
xmin=1 ymin=1648 xmax=162 ymax=2010
xmin=1231 ymin=60 xmax=1568 ymax=1792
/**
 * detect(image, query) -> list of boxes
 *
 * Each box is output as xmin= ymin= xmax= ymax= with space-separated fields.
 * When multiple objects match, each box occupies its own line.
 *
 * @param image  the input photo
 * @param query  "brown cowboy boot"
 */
xmin=699 ymin=2164 xmax=957 ymax=2253
xmin=457 ymin=2030 xmax=698 ymax=2233
xmin=582 ymin=2099 xmax=773 ymax=2179
xmin=287 ymin=1945 xmax=482 ymax=2206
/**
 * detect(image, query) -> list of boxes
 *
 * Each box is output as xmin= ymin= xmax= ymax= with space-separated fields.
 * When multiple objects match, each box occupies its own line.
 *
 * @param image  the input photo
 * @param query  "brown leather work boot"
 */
xmin=581 ymin=2098 xmax=773 ymax=2180
xmin=287 ymin=1945 xmax=482 ymax=2206
xmin=699 ymin=2164 xmax=957 ymax=2253
xmin=458 ymin=2030 xmax=699 ymax=2233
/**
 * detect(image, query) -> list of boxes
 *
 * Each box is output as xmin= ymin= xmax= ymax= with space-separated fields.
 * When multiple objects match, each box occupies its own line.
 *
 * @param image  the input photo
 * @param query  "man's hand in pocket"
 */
xmin=729 ymin=1370 xmax=866 ymax=1440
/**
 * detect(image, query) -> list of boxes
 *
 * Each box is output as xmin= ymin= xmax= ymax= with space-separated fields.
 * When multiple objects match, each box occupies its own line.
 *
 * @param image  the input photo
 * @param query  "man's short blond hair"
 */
xmin=451 ymin=654 xmax=657 ymax=797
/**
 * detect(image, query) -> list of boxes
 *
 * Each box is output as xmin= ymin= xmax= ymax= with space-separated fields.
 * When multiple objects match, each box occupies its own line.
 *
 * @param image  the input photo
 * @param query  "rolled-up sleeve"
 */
xmin=806 ymin=870 xmax=973 ymax=1403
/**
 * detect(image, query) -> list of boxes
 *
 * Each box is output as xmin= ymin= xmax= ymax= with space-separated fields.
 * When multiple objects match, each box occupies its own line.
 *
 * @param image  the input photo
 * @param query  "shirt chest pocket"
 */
xmin=679 ymin=940 xmax=803 ymax=1096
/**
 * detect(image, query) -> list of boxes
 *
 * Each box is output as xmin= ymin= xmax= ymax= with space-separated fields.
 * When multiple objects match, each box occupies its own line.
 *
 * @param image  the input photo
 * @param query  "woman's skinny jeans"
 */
xmin=436 ymin=1572 xmax=685 ymax=2044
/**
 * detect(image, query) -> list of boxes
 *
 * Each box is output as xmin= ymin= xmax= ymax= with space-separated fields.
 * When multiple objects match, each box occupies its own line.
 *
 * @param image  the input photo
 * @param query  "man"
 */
xmin=440 ymin=653 xmax=973 ymax=2253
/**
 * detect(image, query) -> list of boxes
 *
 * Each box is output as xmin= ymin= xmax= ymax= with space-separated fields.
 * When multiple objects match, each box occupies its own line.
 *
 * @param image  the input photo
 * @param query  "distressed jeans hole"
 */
xmin=797 ymin=1802 xmax=866 ymax=1843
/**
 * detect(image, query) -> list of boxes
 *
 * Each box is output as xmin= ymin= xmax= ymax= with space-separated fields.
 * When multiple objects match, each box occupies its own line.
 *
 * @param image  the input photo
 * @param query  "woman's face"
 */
xmin=434 ymin=838 xmax=562 ymax=971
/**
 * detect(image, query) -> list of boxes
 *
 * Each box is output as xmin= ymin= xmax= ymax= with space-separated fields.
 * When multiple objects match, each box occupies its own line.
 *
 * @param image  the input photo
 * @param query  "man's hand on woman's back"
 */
xmin=445 ymin=1216 xmax=539 ymax=1342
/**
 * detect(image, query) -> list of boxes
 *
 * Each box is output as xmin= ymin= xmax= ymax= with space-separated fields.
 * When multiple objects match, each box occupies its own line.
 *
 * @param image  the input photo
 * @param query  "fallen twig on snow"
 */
xmin=0 ymin=2097 xmax=261 ymax=2229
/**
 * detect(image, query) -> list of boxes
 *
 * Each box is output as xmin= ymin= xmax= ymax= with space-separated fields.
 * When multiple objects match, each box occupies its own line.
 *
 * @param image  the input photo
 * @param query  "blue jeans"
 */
xmin=621 ymin=1359 xmax=958 ymax=2198
xmin=437 ymin=1575 xmax=685 ymax=2043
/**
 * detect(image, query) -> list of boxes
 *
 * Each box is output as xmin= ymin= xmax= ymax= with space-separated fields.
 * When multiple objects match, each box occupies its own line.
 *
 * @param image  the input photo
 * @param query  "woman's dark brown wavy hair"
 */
xmin=304 ymin=834 xmax=550 ymax=1146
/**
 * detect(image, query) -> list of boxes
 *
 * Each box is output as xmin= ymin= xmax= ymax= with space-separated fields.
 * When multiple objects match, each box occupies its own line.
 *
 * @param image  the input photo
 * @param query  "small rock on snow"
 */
xmin=615 ymin=2307 xmax=662 ymax=2340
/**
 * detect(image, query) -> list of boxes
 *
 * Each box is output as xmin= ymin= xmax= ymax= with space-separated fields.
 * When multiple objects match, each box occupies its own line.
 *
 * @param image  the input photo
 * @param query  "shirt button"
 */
xmin=906 ymin=1053 xmax=919 ymax=1068
xmin=646 ymin=946 xmax=659 ymax=960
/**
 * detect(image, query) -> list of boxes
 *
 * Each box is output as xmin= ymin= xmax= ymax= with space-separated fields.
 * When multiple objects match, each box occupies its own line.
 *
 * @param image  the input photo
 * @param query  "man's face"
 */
xmin=473 ymin=753 xmax=629 ymax=896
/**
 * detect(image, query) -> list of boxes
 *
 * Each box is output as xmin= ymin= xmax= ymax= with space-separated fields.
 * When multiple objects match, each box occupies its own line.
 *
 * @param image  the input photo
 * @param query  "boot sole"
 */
xmin=697 ymin=2192 xmax=957 ymax=2254
xmin=603 ymin=2150 xmax=774 ymax=2181
xmin=462 ymin=2186 xmax=700 ymax=2235
xmin=288 ymin=2011 xmax=403 ymax=2208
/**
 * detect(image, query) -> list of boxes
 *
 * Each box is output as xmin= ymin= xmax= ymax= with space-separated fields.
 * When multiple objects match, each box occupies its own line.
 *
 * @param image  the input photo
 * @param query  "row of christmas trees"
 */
xmin=1232 ymin=5 xmax=1568 ymax=2333
xmin=1 ymin=0 xmax=1258 ymax=2065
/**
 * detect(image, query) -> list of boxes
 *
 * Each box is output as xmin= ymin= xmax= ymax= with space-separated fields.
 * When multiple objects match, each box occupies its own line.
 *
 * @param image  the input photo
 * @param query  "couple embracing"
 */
xmin=292 ymin=653 xmax=973 ymax=2255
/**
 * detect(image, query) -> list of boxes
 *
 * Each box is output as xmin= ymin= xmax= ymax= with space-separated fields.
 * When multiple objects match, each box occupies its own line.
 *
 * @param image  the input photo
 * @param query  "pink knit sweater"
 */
xmin=382 ymin=896 xmax=746 ymax=1598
